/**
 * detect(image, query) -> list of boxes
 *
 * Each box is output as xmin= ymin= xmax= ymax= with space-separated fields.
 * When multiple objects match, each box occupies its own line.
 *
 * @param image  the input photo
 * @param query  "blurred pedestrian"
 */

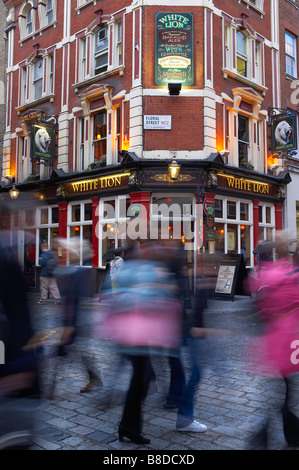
xmin=44 ymin=238 xmax=102 ymax=399
xmin=100 ymin=240 xmax=182 ymax=445
xmin=247 ymin=230 xmax=299 ymax=449
xmin=37 ymin=242 xmax=61 ymax=305
xmin=0 ymin=233 xmax=42 ymax=449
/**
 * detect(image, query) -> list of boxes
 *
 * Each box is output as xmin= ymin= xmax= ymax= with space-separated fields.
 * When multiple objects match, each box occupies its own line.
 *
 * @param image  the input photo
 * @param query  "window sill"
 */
xmin=75 ymin=0 xmax=97 ymax=14
xmin=19 ymin=21 xmax=57 ymax=45
xmin=239 ymin=0 xmax=265 ymax=18
xmin=285 ymin=72 xmax=298 ymax=81
xmin=73 ymin=66 xmax=125 ymax=92
xmin=223 ymin=68 xmax=267 ymax=93
xmin=16 ymin=94 xmax=55 ymax=114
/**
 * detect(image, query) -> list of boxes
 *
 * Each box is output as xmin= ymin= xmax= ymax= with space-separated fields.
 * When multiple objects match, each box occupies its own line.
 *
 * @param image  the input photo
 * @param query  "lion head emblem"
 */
xmin=35 ymin=128 xmax=51 ymax=153
xmin=275 ymin=120 xmax=292 ymax=146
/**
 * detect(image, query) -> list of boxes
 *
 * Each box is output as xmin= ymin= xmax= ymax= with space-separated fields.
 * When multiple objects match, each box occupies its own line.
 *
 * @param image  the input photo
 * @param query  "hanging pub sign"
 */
xmin=271 ymin=112 xmax=297 ymax=154
xmin=155 ymin=12 xmax=194 ymax=87
xmin=31 ymin=122 xmax=56 ymax=162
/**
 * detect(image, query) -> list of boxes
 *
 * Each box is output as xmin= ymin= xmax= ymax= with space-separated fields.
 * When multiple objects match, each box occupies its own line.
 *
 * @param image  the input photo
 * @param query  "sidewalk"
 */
xmin=24 ymin=293 xmax=297 ymax=451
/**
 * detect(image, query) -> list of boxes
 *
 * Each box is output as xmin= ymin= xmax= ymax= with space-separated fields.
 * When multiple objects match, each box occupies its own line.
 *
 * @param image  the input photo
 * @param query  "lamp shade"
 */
xmin=9 ymin=185 xmax=20 ymax=199
xmin=168 ymin=158 xmax=181 ymax=180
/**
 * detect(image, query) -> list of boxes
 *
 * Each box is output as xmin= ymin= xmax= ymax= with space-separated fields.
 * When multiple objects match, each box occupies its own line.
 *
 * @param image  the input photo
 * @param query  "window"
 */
xmin=68 ymin=201 xmax=93 ymax=266
xmin=33 ymin=59 xmax=43 ymax=100
xmin=223 ymin=23 xmax=263 ymax=86
xmin=115 ymin=21 xmax=122 ymax=67
xmin=215 ymin=198 xmax=253 ymax=267
xmin=94 ymin=27 xmax=108 ymax=75
xmin=46 ymin=0 xmax=54 ymax=24
xmin=238 ymin=116 xmax=250 ymax=167
xmin=285 ymin=32 xmax=297 ymax=78
xmin=26 ymin=8 xmax=33 ymax=35
xmin=80 ymin=37 xmax=87 ymax=81
xmin=48 ymin=55 xmax=54 ymax=94
xmin=92 ymin=111 xmax=107 ymax=164
xmin=22 ymin=67 xmax=27 ymax=103
xmin=236 ymin=31 xmax=248 ymax=77
xmin=98 ymin=196 xmax=130 ymax=267
xmin=79 ymin=118 xmax=85 ymax=170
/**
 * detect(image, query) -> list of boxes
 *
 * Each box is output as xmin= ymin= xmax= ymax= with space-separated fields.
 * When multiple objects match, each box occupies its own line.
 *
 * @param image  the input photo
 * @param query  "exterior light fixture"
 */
xmin=168 ymin=83 xmax=182 ymax=96
xmin=9 ymin=185 xmax=20 ymax=199
xmin=168 ymin=157 xmax=181 ymax=180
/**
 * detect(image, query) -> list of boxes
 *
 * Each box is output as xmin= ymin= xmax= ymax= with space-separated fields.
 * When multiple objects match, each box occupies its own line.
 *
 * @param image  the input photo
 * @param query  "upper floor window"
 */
xmin=285 ymin=32 xmax=297 ymax=78
xmin=46 ymin=0 xmax=54 ymax=25
xmin=33 ymin=59 xmax=43 ymax=100
xmin=92 ymin=110 xmax=107 ymax=164
xmin=224 ymin=24 xmax=263 ymax=86
xmin=26 ymin=8 xmax=33 ymax=35
xmin=238 ymin=115 xmax=250 ymax=168
xmin=115 ymin=21 xmax=122 ymax=67
xmin=20 ymin=53 xmax=55 ymax=106
xmin=94 ymin=27 xmax=108 ymax=75
xmin=236 ymin=31 xmax=248 ymax=77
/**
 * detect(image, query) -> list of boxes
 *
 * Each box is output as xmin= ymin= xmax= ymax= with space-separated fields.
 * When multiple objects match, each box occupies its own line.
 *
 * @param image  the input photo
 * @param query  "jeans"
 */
xmin=176 ymin=337 xmax=202 ymax=428
xmin=166 ymin=355 xmax=185 ymax=406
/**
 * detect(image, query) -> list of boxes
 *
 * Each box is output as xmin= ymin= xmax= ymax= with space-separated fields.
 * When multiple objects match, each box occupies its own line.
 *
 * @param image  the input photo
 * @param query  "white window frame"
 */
xmin=98 ymin=196 xmax=130 ymax=268
xmin=94 ymin=26 xmax=109 ymax=75
xmin=223 ymin=23 xmax=264 ymax=87
xmin=67 ymin=201 xmax=93 ymax=267
xmin=236 ymin=30 xmax=248 ymax=78
xmin=285 ymin=31 xmax=297 ymax=78
xmin=92 ymin=110 xmax=107 ymax=164
xmin=33 ymin=58 xmax=43 ymax=101
xmin=46 ymin=0 xmax=54 ymax=25
xmin=215 ymin=197 xmax=254 ymax=267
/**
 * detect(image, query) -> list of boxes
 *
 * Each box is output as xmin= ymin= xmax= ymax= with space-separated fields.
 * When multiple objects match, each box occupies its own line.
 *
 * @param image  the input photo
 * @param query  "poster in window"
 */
xmin=155 ymin=12 xmax=194 ymax=86
xmin=271 ymin=113 xmax=297 ymax=153
xmin=31 ymin=122 xmax=56 ymax=161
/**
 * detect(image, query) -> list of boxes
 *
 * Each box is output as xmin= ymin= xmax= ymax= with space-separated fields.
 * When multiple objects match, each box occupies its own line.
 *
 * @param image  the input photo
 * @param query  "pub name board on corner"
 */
xmin=65 ymin=173 xmax=130 ymax=196
xmin=218 ymin=174 xmax=277 ymax=197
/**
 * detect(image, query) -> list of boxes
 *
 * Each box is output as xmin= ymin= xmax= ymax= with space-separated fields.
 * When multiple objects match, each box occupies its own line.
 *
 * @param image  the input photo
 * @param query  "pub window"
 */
xmin=92 ymin=111 xmax=107 ymax=165
xmin=238 ymin=115 xmax=250 ymax=168
xmin=98 ymin=196 xmax=130 ymax=267
xmin=26 ymin=8 xmax=33 ymax=36
xmin=215 ymin=198 xmax=253 ymax=267
xmin=115 ymin=20 xmax=122 ymax=67
xmin=46 ymin=0 xmax=54 ymax=24
xmin=68 ymin=201 xmax=93 ymax=266
xmin=79 ymin=118 xmax=85 ymax=170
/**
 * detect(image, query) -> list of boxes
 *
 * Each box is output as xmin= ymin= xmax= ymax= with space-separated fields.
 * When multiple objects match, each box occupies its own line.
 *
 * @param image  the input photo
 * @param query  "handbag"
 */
xmin=98 ymin=296 xmax=182 ymax=349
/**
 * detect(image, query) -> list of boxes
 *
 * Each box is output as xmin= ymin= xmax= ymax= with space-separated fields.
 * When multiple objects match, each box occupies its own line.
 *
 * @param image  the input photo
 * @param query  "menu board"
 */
xmin=214 ymin=254 xmax=246 ymax=300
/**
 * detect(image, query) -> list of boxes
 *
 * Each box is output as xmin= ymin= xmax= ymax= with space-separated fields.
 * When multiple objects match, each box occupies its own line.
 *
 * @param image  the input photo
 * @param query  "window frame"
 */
xmin=285 ymin=31 xmax=297 ymax=78
xmin=94 ymin=26 xmax=109 ymax=76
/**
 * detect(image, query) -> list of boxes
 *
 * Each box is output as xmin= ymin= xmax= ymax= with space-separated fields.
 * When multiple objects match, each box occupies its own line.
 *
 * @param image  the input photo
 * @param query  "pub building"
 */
xmin=2 ymin=150 xmax=290 ymax=291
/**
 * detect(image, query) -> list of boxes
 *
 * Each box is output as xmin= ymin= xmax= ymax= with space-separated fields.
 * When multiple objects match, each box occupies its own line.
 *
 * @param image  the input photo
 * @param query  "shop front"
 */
xmin=1 ymin=152 xmax=290 ymax=291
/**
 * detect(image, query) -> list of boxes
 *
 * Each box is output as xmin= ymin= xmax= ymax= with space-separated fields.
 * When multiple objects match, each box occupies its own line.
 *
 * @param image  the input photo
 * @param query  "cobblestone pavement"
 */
xmin=24 ymin=292 xmax=299 ymax=452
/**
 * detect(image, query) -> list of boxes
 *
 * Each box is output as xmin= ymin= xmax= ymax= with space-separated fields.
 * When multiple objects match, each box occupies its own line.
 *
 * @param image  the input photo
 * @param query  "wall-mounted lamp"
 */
xmin=9 ymin=185 xmax=20 ymax=199
xmin=168 ymin=157 xmax=181 ymax=180
xmin=168 ymin=83 xmax=182 ymax=96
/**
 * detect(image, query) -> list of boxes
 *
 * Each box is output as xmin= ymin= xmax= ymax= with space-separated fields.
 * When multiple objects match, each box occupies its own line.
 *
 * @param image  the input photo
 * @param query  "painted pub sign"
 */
xmin=155 ymin=12 xmax=194 ymax=86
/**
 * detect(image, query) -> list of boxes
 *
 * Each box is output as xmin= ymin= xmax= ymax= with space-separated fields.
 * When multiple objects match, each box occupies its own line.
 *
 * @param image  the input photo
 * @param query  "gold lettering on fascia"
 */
xmin=71 ymin=174 xmax=129 ymax=194
xmin=226 ymin=177 xmax=270 ymax=195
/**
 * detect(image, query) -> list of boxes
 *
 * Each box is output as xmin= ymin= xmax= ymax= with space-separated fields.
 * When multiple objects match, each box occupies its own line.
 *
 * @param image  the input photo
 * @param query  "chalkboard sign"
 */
xmin=214 ymin=254 xmax=247 ymax=300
